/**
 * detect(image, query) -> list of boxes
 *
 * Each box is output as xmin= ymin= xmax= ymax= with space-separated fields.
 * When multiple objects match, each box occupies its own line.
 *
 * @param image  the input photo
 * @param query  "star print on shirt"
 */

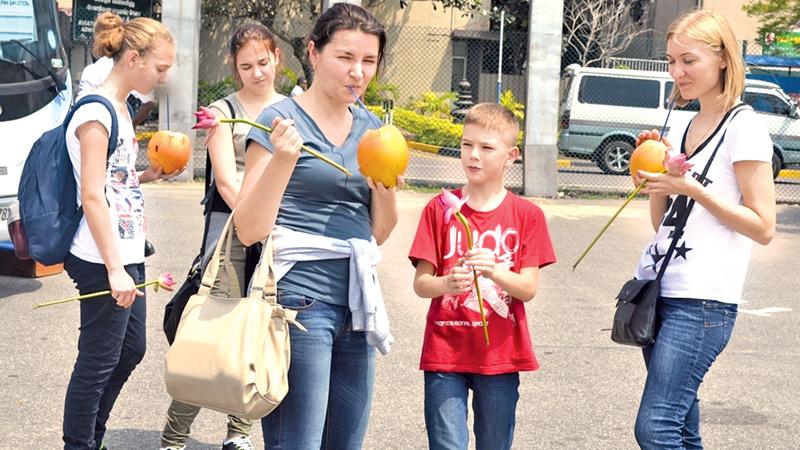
xmin=673 ymin=241 xmax=693 ymax=260
xmin=644 ymin=244 xmax=665 ymax=273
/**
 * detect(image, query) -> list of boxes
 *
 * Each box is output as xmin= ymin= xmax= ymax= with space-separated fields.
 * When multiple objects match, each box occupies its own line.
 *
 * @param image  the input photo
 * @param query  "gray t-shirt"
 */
xmin=246 ymin=98 xmax=380 ymax=304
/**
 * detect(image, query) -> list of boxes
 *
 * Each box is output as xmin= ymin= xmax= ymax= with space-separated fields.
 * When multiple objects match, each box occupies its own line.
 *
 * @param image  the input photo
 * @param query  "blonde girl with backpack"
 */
xmin=61 ymin=12 xmax=177 ymax=450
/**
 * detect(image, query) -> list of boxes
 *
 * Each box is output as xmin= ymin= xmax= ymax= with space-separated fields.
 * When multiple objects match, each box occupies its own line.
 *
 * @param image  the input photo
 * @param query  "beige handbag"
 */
xmin=164 ymin=214 xmax=305 ymax=419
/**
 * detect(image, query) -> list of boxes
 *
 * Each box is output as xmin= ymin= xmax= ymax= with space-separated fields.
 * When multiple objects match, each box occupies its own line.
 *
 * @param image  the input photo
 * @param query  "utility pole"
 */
xmin=159 ymin=0 xmax=201 ymax=181
xmin=522 ymin=0 xmax=564 ymax=197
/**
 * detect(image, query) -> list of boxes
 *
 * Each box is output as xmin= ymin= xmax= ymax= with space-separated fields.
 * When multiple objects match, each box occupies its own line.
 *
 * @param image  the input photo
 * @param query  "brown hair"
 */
xmin=667 ymin=10 xmax=745 ymax=111
xmin=228 ymin=23 xmax=279 ymax=88
xmin=464 ymin=103 xmax=520 ymax=147
xmin=92 ymin=12 xmax=174 ymax=60
xmin=308 ymin=3 xmax=386 ymax=68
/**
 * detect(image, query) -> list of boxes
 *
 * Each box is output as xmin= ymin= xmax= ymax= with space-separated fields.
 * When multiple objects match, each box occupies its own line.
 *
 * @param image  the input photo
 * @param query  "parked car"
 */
xmin=558 ymin=64 xmax=799 ymax=178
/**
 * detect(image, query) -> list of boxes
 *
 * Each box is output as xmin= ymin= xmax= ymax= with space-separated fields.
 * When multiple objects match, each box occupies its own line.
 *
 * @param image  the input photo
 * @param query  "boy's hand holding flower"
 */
xmin=444 ymin=263 xmax=473 ymax=295
xmin=463 ymin=248 xmax=500 ymax=279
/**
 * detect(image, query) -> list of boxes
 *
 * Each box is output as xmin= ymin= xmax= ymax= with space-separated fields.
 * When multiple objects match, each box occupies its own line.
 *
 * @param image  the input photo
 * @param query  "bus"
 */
xmin=0 ymin=0 xmax=72 ymax=243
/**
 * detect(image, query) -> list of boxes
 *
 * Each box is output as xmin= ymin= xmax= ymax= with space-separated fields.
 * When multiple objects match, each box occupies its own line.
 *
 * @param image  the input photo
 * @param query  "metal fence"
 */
xmin=186 ymin=25 xmax=528 ymax=191
xmin=60 ymin=10 xmax=800 ymax=203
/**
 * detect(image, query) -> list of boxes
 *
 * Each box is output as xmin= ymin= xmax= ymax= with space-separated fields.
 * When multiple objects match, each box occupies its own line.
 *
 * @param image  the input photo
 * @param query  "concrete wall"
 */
xmin=199 ymin=20 xmax=305 ymax=89
xmin=704 ymin=0 xmax=761 ymax=42
xmin=197 ymin=1 xmax=492 ymax=106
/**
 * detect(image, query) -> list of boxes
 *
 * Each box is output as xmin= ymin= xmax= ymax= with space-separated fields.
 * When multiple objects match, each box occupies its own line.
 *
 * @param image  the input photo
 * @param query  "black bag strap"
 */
xmin=655 ymin=104 xmax=746 ymax=281
xmin=203 ymin=98 xmax=236 ymax=195
xmin=197 ymin=195 xmax=215 ymax=257
xmin=199 ymin=98 xmax=236 ymax=255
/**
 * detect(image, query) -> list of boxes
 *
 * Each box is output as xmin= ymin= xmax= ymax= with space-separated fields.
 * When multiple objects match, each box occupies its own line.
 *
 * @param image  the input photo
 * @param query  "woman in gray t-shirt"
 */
xmin=235 ymin=4 xmax=399 ymax=450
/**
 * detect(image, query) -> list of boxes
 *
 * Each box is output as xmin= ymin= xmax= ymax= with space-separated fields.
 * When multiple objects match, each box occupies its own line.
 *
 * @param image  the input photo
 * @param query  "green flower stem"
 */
xmin=572 ymin=180 xmax=649 ymax=271
xmin=33 ymin=280 xmax=161 ymax=309
xmin=219 ymin=118 xmax=352 ymax=176
xmin=455 ymin=211 xmax=490 ymax=347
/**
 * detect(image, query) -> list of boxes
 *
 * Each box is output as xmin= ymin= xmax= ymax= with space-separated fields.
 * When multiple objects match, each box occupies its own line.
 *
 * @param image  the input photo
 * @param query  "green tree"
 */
xmin=499 ymin=90 xmax=524 ymax=123
xmin=743 ymin=0 xmax=800 ymax=36
xmin=201 ymin=1 xmax=482 ymax=82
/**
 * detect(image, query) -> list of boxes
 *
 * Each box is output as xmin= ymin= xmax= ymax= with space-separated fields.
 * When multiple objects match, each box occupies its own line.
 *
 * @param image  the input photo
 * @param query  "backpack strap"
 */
xmin=65 ymin=94 xmax=120 ymax=158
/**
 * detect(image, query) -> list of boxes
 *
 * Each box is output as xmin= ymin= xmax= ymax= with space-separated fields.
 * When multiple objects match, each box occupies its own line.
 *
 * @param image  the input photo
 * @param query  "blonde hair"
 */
xmin=92 ymin=12 xmax=174 ymax=60
xmin=667 ymin=10 xmax=744 ymax=111
xmin=464 ymin=103 xmax=520 ymax=147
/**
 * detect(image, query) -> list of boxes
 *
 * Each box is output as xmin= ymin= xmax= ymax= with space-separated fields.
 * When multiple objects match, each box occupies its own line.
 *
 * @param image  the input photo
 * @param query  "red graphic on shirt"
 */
xmin=440 ymin=224 xmax=518 ymax=325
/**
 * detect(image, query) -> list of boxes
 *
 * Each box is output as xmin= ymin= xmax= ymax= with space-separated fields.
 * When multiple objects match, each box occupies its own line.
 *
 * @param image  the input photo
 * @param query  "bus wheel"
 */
xmin=772 ymin=151 xmax=782 ymax=179
xmin=598 ymin=139 xmax=633 ymax=175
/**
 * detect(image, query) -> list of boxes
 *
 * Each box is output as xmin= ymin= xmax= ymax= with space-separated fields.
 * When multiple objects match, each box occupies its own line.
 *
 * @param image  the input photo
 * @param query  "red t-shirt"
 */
xmin=409 ymin=189 xmax=556 ymax=375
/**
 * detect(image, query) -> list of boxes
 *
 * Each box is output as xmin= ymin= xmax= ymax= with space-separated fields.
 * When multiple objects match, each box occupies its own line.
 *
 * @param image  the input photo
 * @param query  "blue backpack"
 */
xmin=14 ymin=94 xmax=119 ymax=265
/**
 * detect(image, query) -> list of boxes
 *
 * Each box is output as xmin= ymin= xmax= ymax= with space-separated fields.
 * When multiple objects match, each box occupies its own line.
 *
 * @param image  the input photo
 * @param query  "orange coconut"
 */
xmin=356 ymin=124 xmax=409 ymax=188
xmin=630 ymin=139 xmax=668 ymax=176
xmin=147 ymin=131 xmax=191 ymax=174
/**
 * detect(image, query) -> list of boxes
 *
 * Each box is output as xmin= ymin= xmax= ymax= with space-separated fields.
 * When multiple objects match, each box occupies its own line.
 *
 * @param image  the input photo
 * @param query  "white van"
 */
xmin=558 ymin=64 xmax=799 ymax=177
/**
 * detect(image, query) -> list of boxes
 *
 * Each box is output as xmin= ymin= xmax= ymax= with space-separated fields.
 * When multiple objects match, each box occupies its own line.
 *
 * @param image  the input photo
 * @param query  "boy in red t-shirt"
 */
xmin=409 ymin=103 xmax=556 ymax=450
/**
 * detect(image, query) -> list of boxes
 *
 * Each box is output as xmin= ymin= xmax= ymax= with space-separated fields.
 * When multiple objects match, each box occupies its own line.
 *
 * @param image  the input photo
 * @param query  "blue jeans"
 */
xmin=635 ymin=297 xmax=737 ymax=449
xmin=62 ymin=253 xmax=147 ymax=450
xmin=424 ymin=371 xmax=520 ymax=450
xmin=261 ymin=289 xmax=376 ymax=450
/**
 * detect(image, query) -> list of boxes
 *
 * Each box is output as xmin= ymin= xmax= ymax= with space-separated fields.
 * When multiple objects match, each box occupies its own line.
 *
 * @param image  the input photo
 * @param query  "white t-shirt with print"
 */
xmin=66 ymin=95 xmax=145 ymax=265
xmin=634 ymin=105 xmax=772 ymax=304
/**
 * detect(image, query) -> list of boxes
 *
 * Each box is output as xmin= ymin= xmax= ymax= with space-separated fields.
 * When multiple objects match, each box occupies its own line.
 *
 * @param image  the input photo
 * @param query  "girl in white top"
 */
xmin=631 ymin=11 xmax=775 ymax=449
xmin=61 ymin=12 xmax=176 ymax=450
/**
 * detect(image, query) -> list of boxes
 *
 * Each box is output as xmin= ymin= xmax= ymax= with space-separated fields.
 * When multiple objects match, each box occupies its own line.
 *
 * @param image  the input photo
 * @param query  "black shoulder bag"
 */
xmin=163 ymin=99 xmax=236 ymax=344
xmin=611 ymin=105 xmax=745 ymax=347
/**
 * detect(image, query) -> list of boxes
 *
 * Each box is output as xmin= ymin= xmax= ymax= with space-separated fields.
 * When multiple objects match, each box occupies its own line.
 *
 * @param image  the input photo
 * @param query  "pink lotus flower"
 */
xmin=192 ymin=106 xmax=219 ymax=129
xmin=664 ymin=151 xmax=693 ymax=176
xmin=156 ymin=272 xmax=176 ymax=292
xmin=438 ymin=188 xmax=469 ymax=224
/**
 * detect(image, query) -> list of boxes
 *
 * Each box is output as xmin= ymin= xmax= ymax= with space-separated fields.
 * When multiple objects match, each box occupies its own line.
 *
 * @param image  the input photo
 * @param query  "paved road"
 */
xmin=1 ymin=185 xmax=798 ymax=449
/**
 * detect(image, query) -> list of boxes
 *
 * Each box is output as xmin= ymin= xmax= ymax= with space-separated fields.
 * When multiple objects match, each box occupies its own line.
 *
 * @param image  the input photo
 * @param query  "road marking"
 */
xmin=739 ymin=307 xmax=792 ymax=317
xmin=408 ymin=141 xmax=441 ymax=154
xmin=779 ymin=169 xmax=800 ymax=179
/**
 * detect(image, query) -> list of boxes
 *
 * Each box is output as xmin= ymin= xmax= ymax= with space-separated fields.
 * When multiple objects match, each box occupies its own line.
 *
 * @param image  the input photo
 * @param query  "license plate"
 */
xmin=0 ymin=206 xmax=9 ymax=222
